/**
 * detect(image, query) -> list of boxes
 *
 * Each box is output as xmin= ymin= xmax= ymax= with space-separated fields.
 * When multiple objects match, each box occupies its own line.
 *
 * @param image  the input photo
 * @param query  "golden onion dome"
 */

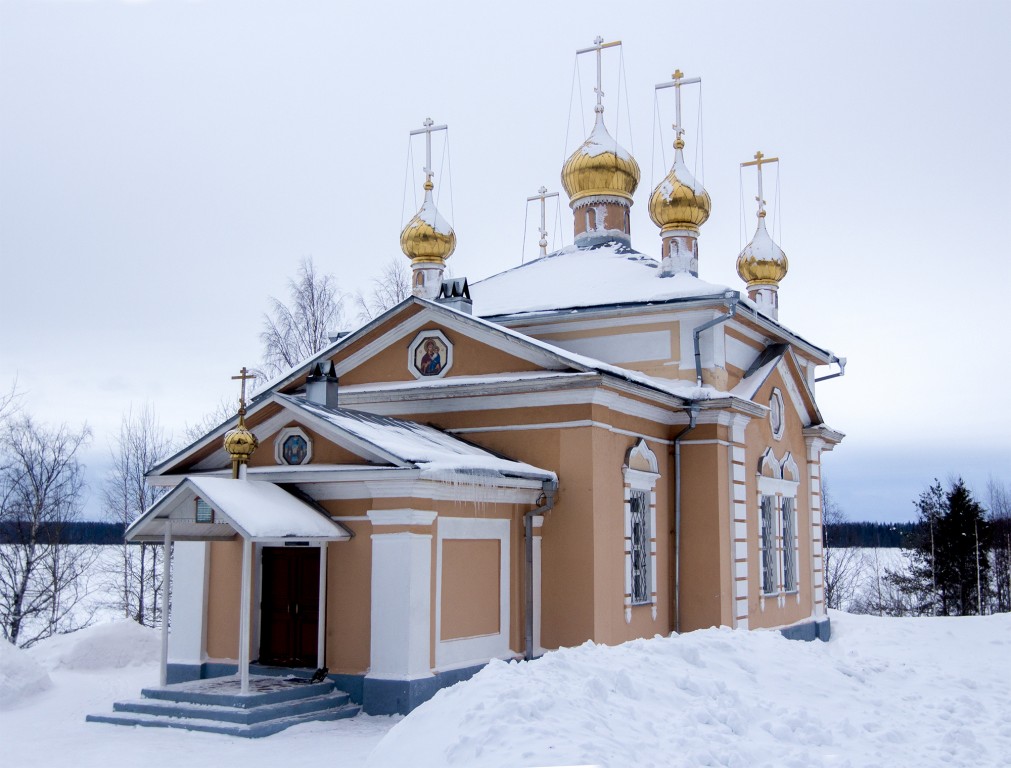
xmin=400 ymin=180 xmax=457 ymax=264
xmin=561 ymin=115 xmax=640 ymax=206
xmin=736 ymin=214 xmax=788 ymax=287
xmin=648 ymin=143 xmax=711 ymax=234
xmin=223 ymin=416 xmax=258 ymax=461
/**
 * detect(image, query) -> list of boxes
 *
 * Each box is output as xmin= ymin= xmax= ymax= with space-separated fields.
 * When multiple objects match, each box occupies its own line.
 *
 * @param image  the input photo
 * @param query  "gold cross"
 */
xmin=231 ymin=366 xmax=255 ymax=413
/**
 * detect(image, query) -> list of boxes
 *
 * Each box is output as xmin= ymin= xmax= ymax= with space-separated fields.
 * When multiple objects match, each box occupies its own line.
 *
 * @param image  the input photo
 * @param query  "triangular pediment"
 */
xmin=732 ymin=344 xmax=822 ymax=428
xmin=268 ymin=298 xmax=583 ymax=397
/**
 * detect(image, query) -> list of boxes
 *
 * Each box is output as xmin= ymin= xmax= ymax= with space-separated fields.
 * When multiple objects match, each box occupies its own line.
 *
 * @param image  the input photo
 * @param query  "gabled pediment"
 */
xmin=264 ymin=298 xmax=582 ymax=398
xmin=731 ymin=344 xmax=822 ymax=428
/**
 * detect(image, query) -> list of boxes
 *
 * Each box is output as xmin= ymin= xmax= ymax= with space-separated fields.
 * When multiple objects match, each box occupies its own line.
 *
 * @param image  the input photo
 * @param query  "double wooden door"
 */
xmin=258 ymin=547 xmax=320 ymax=667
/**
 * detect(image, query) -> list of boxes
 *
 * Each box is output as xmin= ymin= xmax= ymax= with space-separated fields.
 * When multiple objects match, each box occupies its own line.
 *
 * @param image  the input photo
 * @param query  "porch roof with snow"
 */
xmin=125 ymin=476 xmax=353 ymax=544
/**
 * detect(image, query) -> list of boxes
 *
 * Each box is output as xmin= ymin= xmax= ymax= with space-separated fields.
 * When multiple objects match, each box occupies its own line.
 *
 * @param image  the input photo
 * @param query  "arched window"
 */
xmin=414 ymin=271 xmax=424 ymax=288
xmin=756 ymin=448 xmax=800 ymax=601
xmin=624 ymin=210 xmax=630 ymax=234
xmin=585 ymin=208 xmax=596 ymax=232
xmin=623 ymin=439 xmax=660 ymax=623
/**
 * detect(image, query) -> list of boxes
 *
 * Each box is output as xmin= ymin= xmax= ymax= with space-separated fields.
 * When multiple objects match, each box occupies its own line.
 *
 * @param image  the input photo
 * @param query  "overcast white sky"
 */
xmin=1 ymin=0 xmax=1009 ymax=523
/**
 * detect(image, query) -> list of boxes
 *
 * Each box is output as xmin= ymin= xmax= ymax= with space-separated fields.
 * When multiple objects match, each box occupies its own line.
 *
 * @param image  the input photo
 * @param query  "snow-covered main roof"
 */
xmin=471 ymin=241 xmax=734 ymax=317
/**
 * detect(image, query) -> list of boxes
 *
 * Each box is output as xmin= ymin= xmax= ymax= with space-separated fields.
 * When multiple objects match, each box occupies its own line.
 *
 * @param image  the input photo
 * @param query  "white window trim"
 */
xmin=274 ymin=426 xmax=313 ymax=466
xmin=622 ymin=439 xmax=659 ymax=624
xmin=756 ymin=449 xmax=800 ymax=608
xmin=769 ymin=388 xmax=785 ymax=441
xmin=407 ymin=329 xmax=454 ymax=380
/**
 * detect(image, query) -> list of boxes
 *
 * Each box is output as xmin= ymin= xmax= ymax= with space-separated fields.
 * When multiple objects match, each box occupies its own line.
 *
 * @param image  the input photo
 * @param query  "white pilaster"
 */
xmin=159 ymin=521 xmax=172 ymax=687
xmin=369 ymin=532 xmax=433 ymax=679
xmin=167 ymin=541 xmax=209 ymax=668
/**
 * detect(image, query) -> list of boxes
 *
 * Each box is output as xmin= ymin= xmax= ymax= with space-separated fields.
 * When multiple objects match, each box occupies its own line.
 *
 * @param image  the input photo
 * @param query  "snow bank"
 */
xmin=368 ymin=612 xmax=1011 ymax=767
xmin=0 ymin=639 xmax=52 ymax=710
xmin=28 ymin=620 xmax=160 ymax=672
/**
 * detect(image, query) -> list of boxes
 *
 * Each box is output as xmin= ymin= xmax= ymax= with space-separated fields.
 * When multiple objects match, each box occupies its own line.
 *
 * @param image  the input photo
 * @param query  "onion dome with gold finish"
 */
xmin=561 ymin=114 xmax=640 ymax=206
xmin=224 ymin=413 xmax=257 ymax=461
xmin=400 ymin=179 xmax=457 ymax=264
xmin=648 ymin=139 xmax=711 ymax=234
xmin=736 ymin=212 xmax=788 ymax=288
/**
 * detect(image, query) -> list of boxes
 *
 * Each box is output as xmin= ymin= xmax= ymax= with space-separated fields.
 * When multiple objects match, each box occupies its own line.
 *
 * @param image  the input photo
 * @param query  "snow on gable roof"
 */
xmin=253 ymin=296 xmax=729 ymax=413
xmin=471 ymin=241 xmax=734 ymax=317
xmin=126 ymin=476 xmax=352 ymax=543
xmin=731 ymin=344 xmax=823 ymax=426
xmin=281 ymin=395 xmax=556 ymax=483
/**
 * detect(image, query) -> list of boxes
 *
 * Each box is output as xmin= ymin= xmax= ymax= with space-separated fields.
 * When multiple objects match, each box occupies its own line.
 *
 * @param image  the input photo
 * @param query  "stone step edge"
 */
xmin=86 ymin=703 xmax=360 ymax=739
xmin=140 ymin=679 xmax=335 ymax=708
xmin=113 ymin=691 xmax=351 ymax=725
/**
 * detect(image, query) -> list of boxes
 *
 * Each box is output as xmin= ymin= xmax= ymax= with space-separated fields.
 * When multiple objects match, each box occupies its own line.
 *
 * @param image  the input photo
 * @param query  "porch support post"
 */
xmin=159 ymin=520 xmax=172 ymax=687
xmin=317 ymin=542 xmax=327 ymax=668
xmin=239 ymin=536 xmax=252 ymax=694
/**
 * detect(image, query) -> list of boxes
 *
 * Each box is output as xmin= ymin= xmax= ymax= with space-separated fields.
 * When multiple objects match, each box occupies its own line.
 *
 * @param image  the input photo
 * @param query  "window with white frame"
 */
xmin=757 ymin=449 xmax=800 ymax=599
xmin=760 ymin=495 xmax=777 ymax=595
xmin=623 ymin=439 xmax=660 ymax=622
xmin=781 ymin=497 xmax=798 ymax=592
xmin=629 ymin=489 xmax=650 ymax=604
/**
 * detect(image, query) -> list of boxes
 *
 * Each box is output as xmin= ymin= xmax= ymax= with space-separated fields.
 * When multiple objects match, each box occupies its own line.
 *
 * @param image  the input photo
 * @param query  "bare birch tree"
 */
xmin=102 ymin=405 xmax=171 ymax=627
xmin=821 ymin=481 xmax=863 ymax=611
xmin=987 ymin=478 xmax=1011 ymax=613
xmin=353 ymin=257 xmax=413 ymax=322
xmin=0 ymin=416 xmax=94 ymax=647
xmin=260 ymin=256 xmax=347 ymax=378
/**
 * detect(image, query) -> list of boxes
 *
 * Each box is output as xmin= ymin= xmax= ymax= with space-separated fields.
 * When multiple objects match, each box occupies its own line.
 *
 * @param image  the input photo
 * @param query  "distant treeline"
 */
xmin=825 ymin=521 xmax=917 ymax=548
xmin=0 ymin=521 xmax=126 ymax=545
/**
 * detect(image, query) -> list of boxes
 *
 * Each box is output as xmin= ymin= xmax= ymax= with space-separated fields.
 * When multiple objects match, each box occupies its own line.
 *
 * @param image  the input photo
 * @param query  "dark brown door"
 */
xmin=258 ymin=547 xmax=320 ymax=667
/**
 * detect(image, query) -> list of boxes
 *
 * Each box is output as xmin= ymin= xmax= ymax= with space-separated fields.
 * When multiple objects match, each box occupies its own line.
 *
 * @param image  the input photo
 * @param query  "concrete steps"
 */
xmin=87 ymin=674 xmax=360 ymax=738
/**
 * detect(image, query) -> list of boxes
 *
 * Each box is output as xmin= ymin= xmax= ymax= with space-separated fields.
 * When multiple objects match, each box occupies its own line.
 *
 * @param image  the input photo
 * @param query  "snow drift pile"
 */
xmin=0 ymin=640 xmax=52 ymax=710
xmin=28 ymin=620 xmax=161 ymax=672
xmin=368 ymin=612 xmax=1011 ymax=768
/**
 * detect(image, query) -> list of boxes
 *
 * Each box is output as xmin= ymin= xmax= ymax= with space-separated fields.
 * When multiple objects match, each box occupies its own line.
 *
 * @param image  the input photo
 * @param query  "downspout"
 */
xmin=525 ymin=478 xmax=557 ymax=661
xmin=815 ymin=355 xmax=847 ymax=382
xmin=672 ymin=404 xmax=699 ymax=634
xmin=693 ymin=298 xmax=738 ymax=388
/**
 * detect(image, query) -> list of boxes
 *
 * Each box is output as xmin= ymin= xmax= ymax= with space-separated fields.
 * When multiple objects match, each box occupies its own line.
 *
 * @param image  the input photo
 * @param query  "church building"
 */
xmin=122 ymin=40 xmax=845 ymax=720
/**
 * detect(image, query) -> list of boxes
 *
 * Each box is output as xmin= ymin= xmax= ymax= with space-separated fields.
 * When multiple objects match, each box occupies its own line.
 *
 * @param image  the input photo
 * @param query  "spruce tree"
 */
xmin=891 ymin=479 xmax=990 ymax=615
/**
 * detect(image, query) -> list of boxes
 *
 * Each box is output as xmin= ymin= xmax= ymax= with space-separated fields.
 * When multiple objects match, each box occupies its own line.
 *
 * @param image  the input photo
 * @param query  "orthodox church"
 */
xmin=120 ymin=40 xmax=844 ymax=721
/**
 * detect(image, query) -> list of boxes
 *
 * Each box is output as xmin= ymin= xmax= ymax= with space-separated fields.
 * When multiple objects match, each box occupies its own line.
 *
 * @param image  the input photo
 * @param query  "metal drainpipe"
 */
xmin=693 ymin=299 xmax=738 ymax=388
xmin=672 ymin=404 xmax=699 ymax=634
xmin=815 ymin=355 xmax=847 ymax=382
xmin=525 ymin=478 xmax=557 ymax=661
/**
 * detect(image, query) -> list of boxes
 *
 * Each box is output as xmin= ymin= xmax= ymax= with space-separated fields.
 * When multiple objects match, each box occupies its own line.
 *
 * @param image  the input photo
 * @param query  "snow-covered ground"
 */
xmin=2 ymin=611 xmax=1009 ymax=767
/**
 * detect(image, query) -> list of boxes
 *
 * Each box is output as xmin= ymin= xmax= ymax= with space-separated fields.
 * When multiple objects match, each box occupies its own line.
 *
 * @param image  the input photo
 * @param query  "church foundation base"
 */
xmin=165 ymin=661 xmax=487 ymax=715
xmin=363 ymin=664 xmax=485 ymax=715
xmin=778 ymin=616 xmax=831 ymax=642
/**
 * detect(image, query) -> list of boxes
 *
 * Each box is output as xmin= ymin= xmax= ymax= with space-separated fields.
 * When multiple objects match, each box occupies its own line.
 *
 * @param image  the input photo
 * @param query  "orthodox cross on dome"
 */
xmin=655 ymin=69 xmax=701 ymax=149
xmin=576 ymin=36 xmax=621 ymax=115
xmin=526 ymin=185 xmax=559 ymax=259
xmin=230 ymin=366 xmax=255 ymax=417
xmin=409 ymin=117 xmax=448 ymax=189
xmin=741 ymin=150 xmax=779 ymax=218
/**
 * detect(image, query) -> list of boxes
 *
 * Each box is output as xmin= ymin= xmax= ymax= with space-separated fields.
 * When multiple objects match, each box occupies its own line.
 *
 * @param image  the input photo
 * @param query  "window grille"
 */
xmin=629 ymin=490 xmax=650 ymax=604
xmin=195 ymin=498 xmax=213 ymax=524
xmin=760 ymin=495 xmax=776 ymax=594
xmin=782 ymin=497 xmax=797 ymax=591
